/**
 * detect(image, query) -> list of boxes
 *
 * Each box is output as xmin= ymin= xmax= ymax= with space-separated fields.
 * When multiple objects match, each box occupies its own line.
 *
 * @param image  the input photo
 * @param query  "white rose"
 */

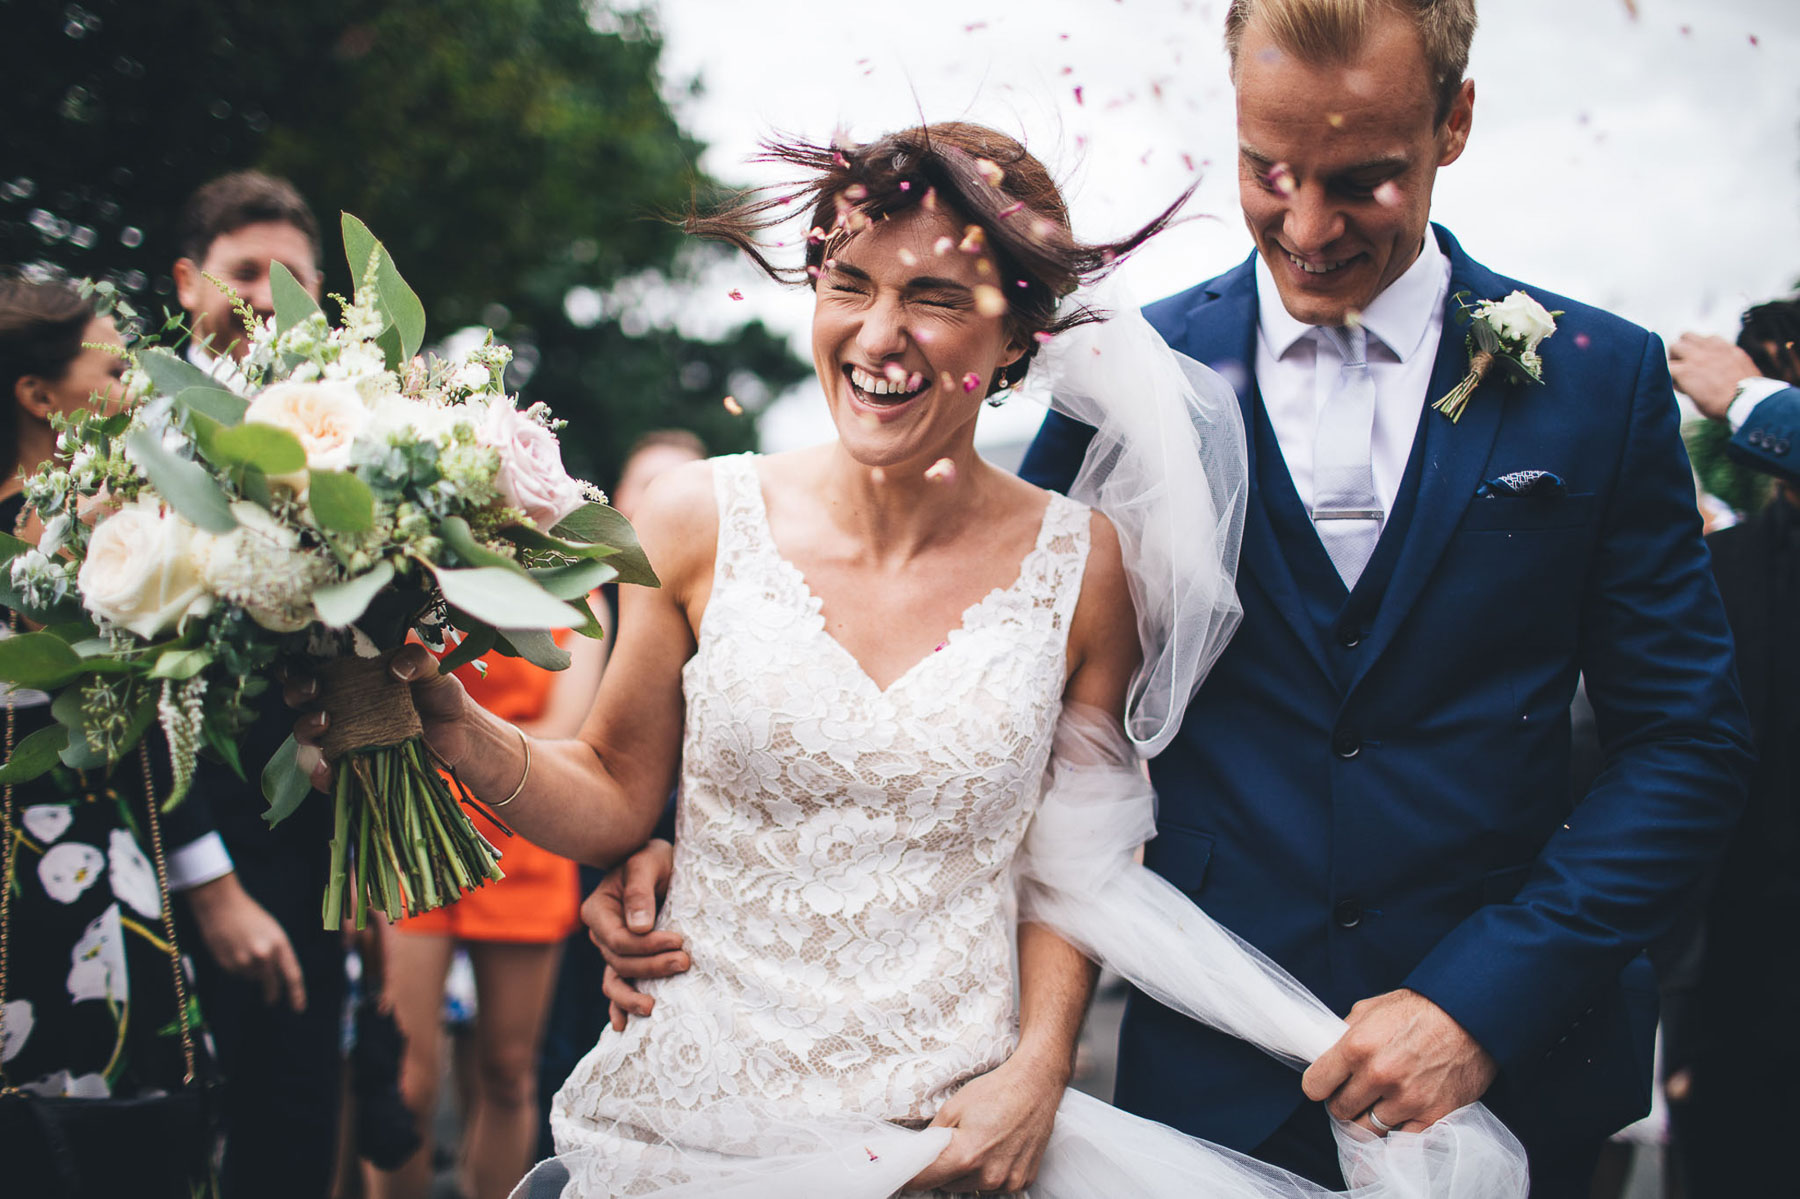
xmin=1483 ymin=290 xmax=1558 ymax=350
xmin=476 ymin=400 xmax=586 ymax=529
xmin=78 ymin=498 xmax=211 ymax=639
xmin=243 ymin=380 xmax=369 ymax=490
xmin=193 ymin=502 xmax=331 ymax=633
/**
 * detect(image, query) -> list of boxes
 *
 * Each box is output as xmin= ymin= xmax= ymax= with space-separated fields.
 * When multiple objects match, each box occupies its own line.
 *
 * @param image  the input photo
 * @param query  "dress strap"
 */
xmin=708 ymin=453 xmax=764 ymax=561
xmin=1026 ymin=493 xmax=1093 ymax=637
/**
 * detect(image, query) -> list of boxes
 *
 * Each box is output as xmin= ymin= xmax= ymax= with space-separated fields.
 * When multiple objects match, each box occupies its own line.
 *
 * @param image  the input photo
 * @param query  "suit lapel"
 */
xmin=1348 ymin=228 xmax=1508 ymax=690
xmin=1176 ymin=259 xmax=1337 ymax=687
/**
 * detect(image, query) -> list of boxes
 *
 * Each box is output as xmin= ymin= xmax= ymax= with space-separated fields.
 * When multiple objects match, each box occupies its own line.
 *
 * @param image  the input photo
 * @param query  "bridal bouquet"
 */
xmin=0 ymin=217 xmax=654 ymax=927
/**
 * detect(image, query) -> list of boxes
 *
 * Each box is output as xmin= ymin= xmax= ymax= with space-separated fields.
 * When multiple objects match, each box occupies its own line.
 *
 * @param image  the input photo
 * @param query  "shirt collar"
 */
xmin=1254 ymin=231 xmax=1451 ymax=363
xmin=185 ymin=341 xmax=250 ymax=395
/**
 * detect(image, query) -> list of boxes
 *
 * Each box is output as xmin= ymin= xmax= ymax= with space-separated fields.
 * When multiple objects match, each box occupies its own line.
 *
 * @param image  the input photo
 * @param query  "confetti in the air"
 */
xmin=883 ymin=362 xmax=908 ymax=385
xmin=1267 ymin=163 xmax=1297 ymax=197
xmin=973 ymin=286 xmax=1007 ymax=317
xmin=727 ymin=289 xmax=744 ymax=301
xmin=961 ymin=372 xmax=983 ymax=393
xmin=1373 ymin=181 xmax=1402 ymax=207
xmin=897 ymin=248 xmax=918 ymax=266
xmin=933 ymin=236 xmax=954 ymax=256
xmin=1326 ymin=112 xmax=1345 ymax=128
xmin=1073 ymin=86 xmax=1085 ymax=106
xmin=974 ymin=158 xmax=1005 ymax=188
xmin=1574 ymin=333 xmax=1592 ymax=350
xmin=722 ymin=395 xmax=743 ymax=416
xmin=999 ymin=201 xmax=1025 ymax=218
xmin=925 ymin=458 xmax=957 ymax=483
xmin=1033 ymin=331 xmax=1054 ymax=345
xmin=959 ymin=225 xmax=987 ymax=254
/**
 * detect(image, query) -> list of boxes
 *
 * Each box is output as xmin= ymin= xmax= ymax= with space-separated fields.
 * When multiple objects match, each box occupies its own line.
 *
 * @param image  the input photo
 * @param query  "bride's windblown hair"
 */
xmin=684 ymin=121 xmax=1194 ymax=390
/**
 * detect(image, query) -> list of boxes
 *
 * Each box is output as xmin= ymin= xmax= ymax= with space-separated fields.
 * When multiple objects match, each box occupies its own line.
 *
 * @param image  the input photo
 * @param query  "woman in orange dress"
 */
xmin=370 ymin=630 xmax=605 ymax=1199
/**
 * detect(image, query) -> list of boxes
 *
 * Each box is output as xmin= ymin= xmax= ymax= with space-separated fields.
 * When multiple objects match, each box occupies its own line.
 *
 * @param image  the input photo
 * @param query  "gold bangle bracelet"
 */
xmin=492 ymin=726 xmax=531 ymax=807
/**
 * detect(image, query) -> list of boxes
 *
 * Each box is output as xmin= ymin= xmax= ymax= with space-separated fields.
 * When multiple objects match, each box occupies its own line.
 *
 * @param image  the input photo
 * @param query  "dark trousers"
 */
xmin=186 ymin=875 xmax=346 ymax=1199
xmin=1253 ymin=1100 xmax=1606 ymax=1198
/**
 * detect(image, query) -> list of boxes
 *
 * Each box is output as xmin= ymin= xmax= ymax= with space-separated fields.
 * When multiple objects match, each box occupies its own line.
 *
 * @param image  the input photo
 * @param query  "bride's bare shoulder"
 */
xmin=629 ymin=457 xmax=723 ymax=593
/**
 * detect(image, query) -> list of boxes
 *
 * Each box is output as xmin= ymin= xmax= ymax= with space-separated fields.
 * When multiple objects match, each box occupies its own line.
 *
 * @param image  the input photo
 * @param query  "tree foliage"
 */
xmin=0 ymin=0 xmax=805 ymax=481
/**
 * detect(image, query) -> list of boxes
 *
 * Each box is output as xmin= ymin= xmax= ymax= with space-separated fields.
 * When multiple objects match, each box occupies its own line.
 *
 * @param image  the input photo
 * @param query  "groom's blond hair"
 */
xmin=1224 ymin=0 xmax=1477 ymax=123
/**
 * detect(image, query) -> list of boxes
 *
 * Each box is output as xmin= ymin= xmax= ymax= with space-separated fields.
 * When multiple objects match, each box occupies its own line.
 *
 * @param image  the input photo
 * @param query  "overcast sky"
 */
xmin=627 ymin=0 xmax=1798 ymax=451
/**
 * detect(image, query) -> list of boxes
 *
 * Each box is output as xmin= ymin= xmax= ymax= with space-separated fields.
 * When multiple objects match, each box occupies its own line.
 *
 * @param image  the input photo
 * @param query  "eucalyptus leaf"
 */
xmin=124 ymin=428 xmax=237 ymax=533
xmin=49 ymin=681 xmax=150 ymax=771
xmin=137 ymin=347 xmax=223 ymax=399
xmin=174 ymin=385 xmax=249 ymax=426
xmin=312 ymin=561 xmax=395 ymax=628
xmin=149 ymin=647 xmax=213 ymax=681
xmin=0 ymin=724 xmax=69 ymax=785
xmin=209 ymin=423 xmax=307 ymax=474
xmin=260 ymin=735 xmax=312 ymax=828
xmin=269 ymin=261 xmax=323 ymax=333
xmin=307 ymin=470 xmax=376 ymax=532
xmin=429 ymin=565 xmax=587 ymax=631
xmin=438 ymin=618 xmax=497 ymax=673
xmin=495 ymin=627 xmax=572 ymax=672
xmin=0 ymin=632 xmax=86 ymax=690
xmin=502 ymin=523 xmax=618 ymax=563
xmin=529 ymin=558 xmax=617 ymax=600
xmin=549 ymin=503 xmax=658 ymax=587
xmin=342 ymin=214 xmax=427 ymax=363
xmin=441 ymin=516 xmax=527 ymax=575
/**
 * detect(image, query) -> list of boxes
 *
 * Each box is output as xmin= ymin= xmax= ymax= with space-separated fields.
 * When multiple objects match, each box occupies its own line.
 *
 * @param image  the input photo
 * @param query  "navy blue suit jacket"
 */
xmin=1020 ymin=226 xmax=1752 ymax=1153
xmin=1732 ymin=386 xmax=1800 ymax=485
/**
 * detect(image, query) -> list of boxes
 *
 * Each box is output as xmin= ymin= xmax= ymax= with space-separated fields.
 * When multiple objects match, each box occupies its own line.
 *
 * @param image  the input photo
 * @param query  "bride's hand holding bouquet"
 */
xmin=0 ymin=218 xmax=655 ymax=930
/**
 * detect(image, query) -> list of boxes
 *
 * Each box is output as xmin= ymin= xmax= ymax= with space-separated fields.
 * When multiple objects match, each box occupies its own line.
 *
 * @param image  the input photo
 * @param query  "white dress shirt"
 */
xmin=1253 ymin=234 xmax=1453 ymax=515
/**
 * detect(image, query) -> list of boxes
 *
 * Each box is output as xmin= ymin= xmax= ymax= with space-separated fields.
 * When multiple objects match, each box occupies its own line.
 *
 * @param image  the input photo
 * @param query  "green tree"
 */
xmin=0 ymin=0 xmax=805 ymax=481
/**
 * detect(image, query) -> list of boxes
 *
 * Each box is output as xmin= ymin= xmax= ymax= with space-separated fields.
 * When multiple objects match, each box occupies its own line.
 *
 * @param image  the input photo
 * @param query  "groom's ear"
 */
xmin=1437 ymin=79 xmax=1476 ymax=167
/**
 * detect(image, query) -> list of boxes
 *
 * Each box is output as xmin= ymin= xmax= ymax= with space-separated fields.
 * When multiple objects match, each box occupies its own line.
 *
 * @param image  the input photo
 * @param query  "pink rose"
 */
xmin=476 ymin=400 xmax=585 ymax=529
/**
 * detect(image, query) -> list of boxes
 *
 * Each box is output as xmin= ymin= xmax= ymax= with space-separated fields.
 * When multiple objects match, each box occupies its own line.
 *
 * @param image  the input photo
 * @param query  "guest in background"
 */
xmin=1663 ymin=297 xmax=1800 ymax=1197
xmin=1670 ymin=298 xmax=1800 ymax=487
xmin=164 ymin=170 xmax=350 ymax=1199
xmin=372 ymin=635 xmax=604 ymax=1199
xmin=2 ymin=275 xmax=222 ymax=1196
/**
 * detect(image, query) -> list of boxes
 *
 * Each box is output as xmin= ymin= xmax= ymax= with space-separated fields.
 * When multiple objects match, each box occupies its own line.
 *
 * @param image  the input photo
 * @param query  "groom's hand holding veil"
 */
xmin=1301 ymin=988 xmax=1498 ymax=1135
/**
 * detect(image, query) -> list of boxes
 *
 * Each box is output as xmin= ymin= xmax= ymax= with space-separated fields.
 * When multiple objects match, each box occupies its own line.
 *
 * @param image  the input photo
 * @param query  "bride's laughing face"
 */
xmin=811 ymin=204 xmax=1025 ymax=470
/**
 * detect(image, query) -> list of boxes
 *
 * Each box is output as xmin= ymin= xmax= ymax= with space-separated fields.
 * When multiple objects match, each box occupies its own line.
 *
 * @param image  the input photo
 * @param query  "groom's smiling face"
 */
xmin=1235 ymin=7 xmax=1473 ymax=327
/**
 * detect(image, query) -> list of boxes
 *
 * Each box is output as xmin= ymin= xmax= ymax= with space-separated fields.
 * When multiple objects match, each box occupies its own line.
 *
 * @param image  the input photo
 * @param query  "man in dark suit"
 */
xmin=1670 ymin=303 xmax=1800 ymax=486
xmin=169 ymin=170 xmax=350 ymax=1199
xmin=1020 ymin=2 xmax=1751 ymax=1194
xmin=1660 ymin=298 xmax=1800 ymax=1196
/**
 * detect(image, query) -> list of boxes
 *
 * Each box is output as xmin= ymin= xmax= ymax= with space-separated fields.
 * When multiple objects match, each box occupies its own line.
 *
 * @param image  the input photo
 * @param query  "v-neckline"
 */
xmin=743 ymin=462 xmax=1059 ymax=696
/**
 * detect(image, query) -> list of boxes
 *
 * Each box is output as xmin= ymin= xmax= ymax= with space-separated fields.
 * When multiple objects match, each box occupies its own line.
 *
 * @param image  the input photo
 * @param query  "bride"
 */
xmin=291 ymin=123 xmax=1525 ymax=1198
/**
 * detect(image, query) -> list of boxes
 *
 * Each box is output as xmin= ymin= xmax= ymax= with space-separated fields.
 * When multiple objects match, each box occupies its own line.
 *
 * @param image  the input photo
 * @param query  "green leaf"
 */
xmin=529 ymin=557 xmax=617 ymax=599
xmin=342 ymin=213 xmax=427 ymax=364
xmin=567 ymin=592 xmax=607 ymax=641
xmin=0 ymin=724 xmax=69 ymax=784
xmin=548 ymin=503 xmax=659 ymax=587
xmin=307 ymin=470 xmax=376 ymax=532
xmin=437 ymin=618 xmax=497 ymax=673
xmin=136 ymin=347 xmax=223 ymax=399
xmin=260 ymin=735 xmax=312 ymax=828
xmin=52 ymin=679 xmax=154 ymax=770
xmin=123 ymin=428 xmax=237 ymax=533
xmin=312 ymin=561 xmax=395 ymax=628
xmin=173 ymin=385 xmax=248 ymax=426
xmin=503 ymin=523 xmax=618 ymax=563
xmin=429 ymin=565 xmax=588 ymax=630
xmin=201 ymin=710 xmax=246 ymax=782
xmin=495 ymin=627 xmax=571 ymax=671
xmin=0 ymin=632 xmax=85 ymax=689
xmin=440 ymin=516 xmax=527 ymax=575
xmin=207 ymin=422 xmax=307 ymax=474
xmin=149 ymin=647 xmax=212 ymax=680
xmin=269 ymin=260 xmax=323 ymax=333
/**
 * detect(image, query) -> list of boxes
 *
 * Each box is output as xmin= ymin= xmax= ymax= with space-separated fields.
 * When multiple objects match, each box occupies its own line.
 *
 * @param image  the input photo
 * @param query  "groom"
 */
xmin=1021 ymin=1 xmax=1750 ymax=1193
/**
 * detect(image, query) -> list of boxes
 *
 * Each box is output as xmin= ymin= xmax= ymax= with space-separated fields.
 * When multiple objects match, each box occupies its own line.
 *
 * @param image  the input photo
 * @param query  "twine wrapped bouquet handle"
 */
xmin=318 ymin=651 xmax=424 ymax=763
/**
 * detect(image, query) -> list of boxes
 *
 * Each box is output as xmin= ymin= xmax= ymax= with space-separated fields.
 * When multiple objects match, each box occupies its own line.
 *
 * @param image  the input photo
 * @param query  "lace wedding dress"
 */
xmin=550 ymin=453 xmax=1092 ymax=1195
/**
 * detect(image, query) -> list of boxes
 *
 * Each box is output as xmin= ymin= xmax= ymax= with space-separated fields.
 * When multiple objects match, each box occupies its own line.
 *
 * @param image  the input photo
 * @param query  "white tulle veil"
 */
xmin=512 ymin=288 xmax=1529 ymax=1199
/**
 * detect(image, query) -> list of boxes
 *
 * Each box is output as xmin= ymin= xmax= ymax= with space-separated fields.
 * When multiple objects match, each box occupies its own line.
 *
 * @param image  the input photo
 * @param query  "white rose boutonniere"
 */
xmin=1432 ymin=289 xmax=1565 ymax=422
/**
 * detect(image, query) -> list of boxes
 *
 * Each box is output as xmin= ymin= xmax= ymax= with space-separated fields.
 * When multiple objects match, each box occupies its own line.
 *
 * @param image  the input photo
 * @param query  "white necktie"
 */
xmin=1312 ymin=325 xmax=1382 ymax=589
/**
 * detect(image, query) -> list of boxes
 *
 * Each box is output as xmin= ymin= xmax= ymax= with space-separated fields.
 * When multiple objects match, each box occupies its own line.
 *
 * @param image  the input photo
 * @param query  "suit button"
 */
xmin=1333 ymin=900 xmax=1363 ymax=929
xmin=1332 ymin=729 xmax=1361 ymax=758
xmin=1748 ymin=430 xmax=1765 ymax=447
xmin=1336 ymin=623 xmax=1362 ymax=649
xmin=1775 ymin=438 xmax=1791 ymax=455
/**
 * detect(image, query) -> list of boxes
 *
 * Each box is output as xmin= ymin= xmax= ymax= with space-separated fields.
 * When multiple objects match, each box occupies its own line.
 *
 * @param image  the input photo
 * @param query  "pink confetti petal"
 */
xmin=1073 ymin=85 xmax=1085 ymax=105
xmin=925 ymin=458 xmax=956 ymax=482
xmin=1267 ymin=162 xmax=1296 ymax=198
xmin=722 ymin=395 xmax=743 ymax=416
xmin=999 ymin=201 xmax=1025 ymax=218
xmin=961 ymin=372 xmax=983 ymax=393
xmin=1373 ymin=181 xmax=1402 ymax=207
xmin=973 ymin=285 xmax=1007 ymax=317
xmin=897 ymin=248 xmax=918 ymax=266
xmin=883 ymin=362 xmax=908 ymax=384
xmin=727 ymin=288 xmax=744 ymax=301
xmin=1033 ymin=331 xmax=1053 ymax=345
xmin=933 ymin=235 xmax=954 ymax=256
xmin=974 ymin=158 xmax=1005 ymax=187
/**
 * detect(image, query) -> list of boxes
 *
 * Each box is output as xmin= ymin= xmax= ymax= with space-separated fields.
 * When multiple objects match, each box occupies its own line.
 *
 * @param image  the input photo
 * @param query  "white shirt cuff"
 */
xmin=165 ymin=833 xmax=234 ymax=891
xmin=1726 ymin=377 xmax=1788 ymax=433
